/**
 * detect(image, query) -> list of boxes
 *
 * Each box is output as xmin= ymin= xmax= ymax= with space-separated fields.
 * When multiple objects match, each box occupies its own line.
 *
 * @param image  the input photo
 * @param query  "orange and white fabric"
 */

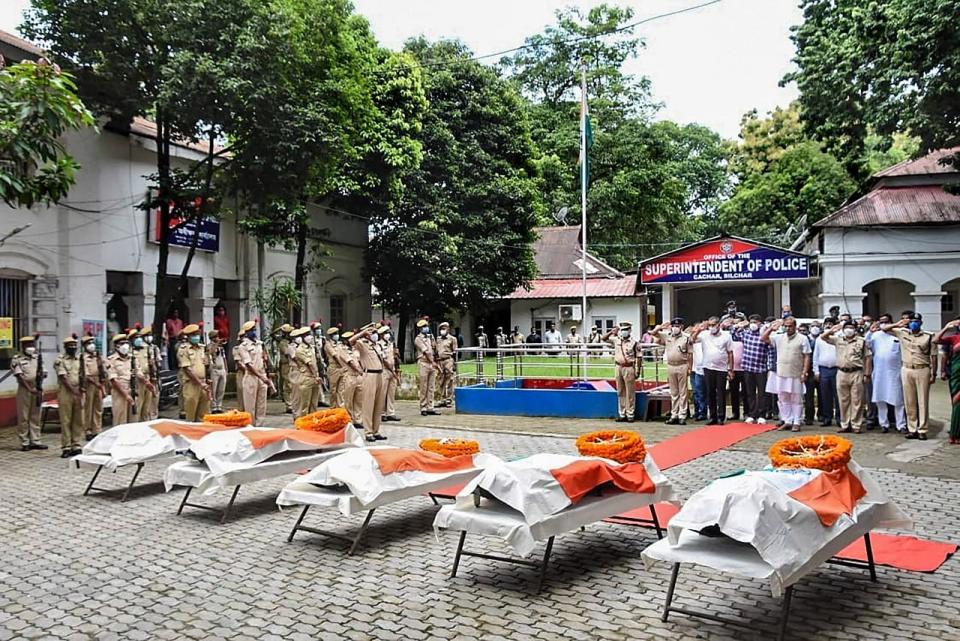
xmin=79 ymin=419 xmax=239 ymax=469
xmin=455 ymin=453 xmax=672 ymax=526
xmin=648 ymin=461 xmax=911 ymax=595
xmin=189 ymin=426 xmax=364 ymax=476
xmin=289 ymin=446 xmax=500 ymax=507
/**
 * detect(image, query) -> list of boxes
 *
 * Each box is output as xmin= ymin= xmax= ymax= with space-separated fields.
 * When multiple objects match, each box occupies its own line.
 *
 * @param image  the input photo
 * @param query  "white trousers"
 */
xmin=875 ymin=400 xmax=907 ymax=431
xmin=777 ymin=392 xmax=803 ymax=425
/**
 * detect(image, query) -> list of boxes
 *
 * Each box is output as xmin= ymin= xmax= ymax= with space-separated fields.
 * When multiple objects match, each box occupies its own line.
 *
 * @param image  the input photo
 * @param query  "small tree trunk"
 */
xmin=397 ymin=305 xmax=409 ymax=363
xmin=152 ymin=110 xmax=173 ymax=334
xmin=293 ymin=219 xmax=307 ymax=325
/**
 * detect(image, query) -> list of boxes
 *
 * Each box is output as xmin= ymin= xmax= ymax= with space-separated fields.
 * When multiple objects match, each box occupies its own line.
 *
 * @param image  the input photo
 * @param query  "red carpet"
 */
xmin=836 ymin=533 xmax=957 ymax=572
xmin=647 ymin=421 xmax=778 ymax=470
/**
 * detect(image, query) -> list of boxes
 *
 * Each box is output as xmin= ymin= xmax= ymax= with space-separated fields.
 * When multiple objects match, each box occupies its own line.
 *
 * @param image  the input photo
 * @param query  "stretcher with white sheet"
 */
xmin=434 ymin=453 xmax=678 ymax=592
xmin=164 ymin=425 xmax=364 ymax=523
xmin=277 ymin=447 xmax=500 ymax=555
xmin=641 ymin=462 xmax=911 ymax=641
xmin=71 ymin=419 xmax=243 ymax=502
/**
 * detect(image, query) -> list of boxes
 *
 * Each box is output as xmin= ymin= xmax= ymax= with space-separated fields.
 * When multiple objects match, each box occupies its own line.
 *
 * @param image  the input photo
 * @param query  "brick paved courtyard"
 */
xmin=2 ymin=400 xmax=958 ymax=641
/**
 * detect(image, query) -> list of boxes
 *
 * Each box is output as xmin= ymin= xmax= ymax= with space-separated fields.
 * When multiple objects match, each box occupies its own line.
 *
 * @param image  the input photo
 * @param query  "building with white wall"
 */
xmin=801 ymin=147 xmax=960 ymax=328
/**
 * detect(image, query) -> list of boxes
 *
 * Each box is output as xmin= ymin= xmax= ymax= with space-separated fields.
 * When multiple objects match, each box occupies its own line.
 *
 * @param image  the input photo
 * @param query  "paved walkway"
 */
xmin=1 ymin=395 xmax=958 ymax=640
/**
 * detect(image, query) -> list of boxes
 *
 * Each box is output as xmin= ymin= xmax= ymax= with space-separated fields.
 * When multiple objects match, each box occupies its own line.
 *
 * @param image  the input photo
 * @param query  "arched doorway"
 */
xmin=942 ymin=278 xmax=960 ymax=322
xmin=862 ymin=279 xmax=914 ymax=319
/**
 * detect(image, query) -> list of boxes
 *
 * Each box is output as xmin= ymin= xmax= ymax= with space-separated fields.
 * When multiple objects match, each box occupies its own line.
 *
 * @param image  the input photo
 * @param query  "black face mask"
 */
xmin=66 ymin=347 xmax=77 ymax=356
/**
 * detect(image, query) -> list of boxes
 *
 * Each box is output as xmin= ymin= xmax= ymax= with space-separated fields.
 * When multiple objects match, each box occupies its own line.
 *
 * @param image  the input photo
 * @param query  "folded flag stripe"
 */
xmin=148 ymin=421 xmax=239 ymax=440
xmin=241 ymin=427 xmax=352 ymax=450
xmin=550 ymin=459 xmax=655 ymax=503
xmin=370 ymin=448 xmax=477 ymax=475
xmin=786 ymin=466 xmax=866 ymax=527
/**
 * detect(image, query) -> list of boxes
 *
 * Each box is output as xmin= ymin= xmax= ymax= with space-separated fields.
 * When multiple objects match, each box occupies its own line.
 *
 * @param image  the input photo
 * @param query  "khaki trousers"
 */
xmin=16 ymin=388 xmax=41 ymax=446
xmin=281 ymin=361 xmax=293 ymax=410
xmin=182 ymin=381 xmax=210 ymax=422
xmin=296 ymin=380 xmax=319 ymax=418
xmin=58 ymin=387 xmax=84 ymax=451
xmin=288 ymin=368 xmax=301 ymax=414
xmin=667 ymin=363 xmax=689 ymax=419
xmin=361 ymin=371 xmax=387 ymax=435
xmin=328 ymin=366 xmax=343 ymax=408
xmin=242 ymin=375 xmax=267 ymax=426
xmin=177 ymin=369 xmax=185 ymax=414
xmin=83 ymin=381 xmax=104 ymax=436
xmin=235 ymin=370 xmax=245 ymax=411
xmin=901 ymin=366 xmax=931 ymax=434
xmin=383 ymin=371 xmax=398 ymax=417
xmin=438 ymin=358 xmax=455 ymax=405
xmin=210 ymin=368 xmax=226 ymax=411
xmin=137 ymin=387 xmax=156 ymax=421
xmin=616 ymin=365 xmax=637 ymax=419
xmin=342 ymin=372 xmax=363 ymax=425
xmin=111 ymin=387 xmax=132 ymax=426
xmin=418 ymin=362 xmax=437 ymax=411
xmin=837 ymin=370 xmax=864 ymax=431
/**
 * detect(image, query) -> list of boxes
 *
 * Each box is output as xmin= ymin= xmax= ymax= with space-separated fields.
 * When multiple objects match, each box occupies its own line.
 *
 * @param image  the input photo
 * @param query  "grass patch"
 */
xmin=400 ymin=356 xmax=668 ymax=382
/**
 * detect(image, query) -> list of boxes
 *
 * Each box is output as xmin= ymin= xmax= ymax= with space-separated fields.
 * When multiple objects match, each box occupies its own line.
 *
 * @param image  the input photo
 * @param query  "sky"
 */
xmin=0 ymin=0 xmax=802 ymax=139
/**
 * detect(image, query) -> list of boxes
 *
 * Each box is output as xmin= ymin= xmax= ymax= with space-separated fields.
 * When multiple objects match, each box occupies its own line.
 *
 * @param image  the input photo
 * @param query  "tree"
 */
xmin=0 ymin=57 xmax=95 ymax=208
xmin=366 ymin=39 xmax=540 ymax=354
xmin=785 ymin=0 xmax=960 ymax=177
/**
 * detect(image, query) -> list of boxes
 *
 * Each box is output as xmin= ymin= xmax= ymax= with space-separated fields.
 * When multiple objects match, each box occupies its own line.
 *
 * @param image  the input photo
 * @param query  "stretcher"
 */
xmin=434 ymin=453 xmax=677 ymax=592
xmin=641 ymin=462 xmax=911 ymax=640
xmin=276 ymin=447 xmax=499 ymax=555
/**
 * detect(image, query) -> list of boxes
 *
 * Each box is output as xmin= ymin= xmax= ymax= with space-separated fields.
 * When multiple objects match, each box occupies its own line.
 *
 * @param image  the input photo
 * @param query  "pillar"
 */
xmin=817 ymin=292 xmax=865 ymax=319
xmin=661 ymin=283 xmax=674 ymax=324
xmin=912 ymin=291 xmax=945 ymax=332
xmin=780 ymin=280 xmax=791 ymax=310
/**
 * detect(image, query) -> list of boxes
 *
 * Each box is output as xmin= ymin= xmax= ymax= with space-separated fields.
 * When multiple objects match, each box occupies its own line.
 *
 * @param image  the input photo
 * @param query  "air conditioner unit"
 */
xmin=558 ymin=304 xmax=582 ymax=322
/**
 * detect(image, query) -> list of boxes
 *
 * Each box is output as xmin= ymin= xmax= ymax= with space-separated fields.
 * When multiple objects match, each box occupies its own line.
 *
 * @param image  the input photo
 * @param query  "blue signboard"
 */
xmin=150 ymin=210 xmax=220 ymax=253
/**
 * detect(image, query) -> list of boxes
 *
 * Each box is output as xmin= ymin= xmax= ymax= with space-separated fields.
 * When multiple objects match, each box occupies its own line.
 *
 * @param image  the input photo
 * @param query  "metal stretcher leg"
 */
xmin=662 ymin=562 xmax=680 ymax=622
xmin=428 ymin=493 xmax=440 ymax=506
xmin=288 ymin=505 xmax=310 ymax=542
xmin=177 ymin=485 xmax=242 ymax=523
xmin=451 ymin=531 xmax=467 ymax=578
xmin=650 ymin=504 xmax=664 ymax=540
xmin=120 ymin=463 xmax=144 ymax=503
xmin=864 ymin=533 xmax=877 ymax=582
xmin=177 ymin=486 xmax=193 ymax=515
xmin=534 ymin=537 xmax=555 ymax=594
xmin=83 ymin=465 xmax=104 ymax=496
xmin=288 ymin=507 xmax=376 ymax=555
xmin=220 ymin=485 xmax=242 ymax=524
xmin=450 ymin=531 xmax=556 ymax=593
xmin=777 ymin=586 xmax=794 ymax=641
xmin=347 ymin=509 xmax=376 ymax=555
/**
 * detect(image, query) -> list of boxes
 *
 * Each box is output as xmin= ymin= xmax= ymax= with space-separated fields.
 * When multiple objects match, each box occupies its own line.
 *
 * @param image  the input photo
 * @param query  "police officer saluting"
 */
xmin=604 ymin=322 xmax=641 ymax=422
xmin=821 ymin=320 xmax=872 ymax=434
xmin=883 ymin=312 xmax=937 ymax=440
xmin=654 ymin=318 xmax=692 ymax=425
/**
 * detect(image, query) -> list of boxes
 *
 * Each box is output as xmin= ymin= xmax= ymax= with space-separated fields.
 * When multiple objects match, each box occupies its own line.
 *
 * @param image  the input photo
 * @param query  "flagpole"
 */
xmin=580 ymin=67 xmax=588 ymax=382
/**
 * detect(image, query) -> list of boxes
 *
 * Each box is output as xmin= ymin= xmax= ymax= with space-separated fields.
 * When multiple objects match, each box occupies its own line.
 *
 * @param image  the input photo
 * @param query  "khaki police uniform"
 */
xmin=137 ymin=326 xmax=161 ymax=420
xmin=658 ymin=329 xmax=691 ymax=420
xmin=54 ymin=343 xmax=84 ymax=452
xmin=133 ymin=345 xmax=155 ymax=421
xmin=238 ymin=334 xmax=268 ymax=425
xmin=324 ymin=332 xmax=344 ymax=408
xmin=414 ymin=330 xmax=438 ymax=412
xmin=207 ymin=335 xmax=227 ymax=412
xmin=606 ymin=330 xmax=641 ymax=420
xmin=12 ymin=343 xmax=43 ymax=447
xmin=107 ymin=349 xmax=134 ymax=425
xmin=277 ymin=326 xmax=294 ymax=412
xmin=382 ymin=337 xmax=400 ymax=419
xmin=232 ymin=336 xmax=245 ymax=411
xmin=149 ymin=340 xmax=162 ymax=418
xmin=339 ymin=336 xmax=364 ymax=425
xmin=178 ymin=329 xmax=210 ymax=422
xmin=293 ymin=333 xmax=320 ymax=418
xmin=175 ymin=335 xmax=186 ymax=417
xmin=825 ymin=333 xmax=871 ymax=432
xmin=81 ymin=341 xmax=107 ymax=437
xmin=436 ymin=328 xmax=457 ymax=407
xmin=355 ymin=335 xmax=387 ymax=435
xmin=892 ymin=327 xmax=936 ymax=435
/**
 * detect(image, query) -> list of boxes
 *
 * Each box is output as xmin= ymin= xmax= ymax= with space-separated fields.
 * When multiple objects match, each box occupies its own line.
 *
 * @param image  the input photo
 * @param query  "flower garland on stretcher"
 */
xmin=575 ymin=430 xmax=646 ymax=464
xmin=294 ymin=408 xmax=351 ymax=433
xmin=768 ymin=434 xmax=853 ymax=472
xmin=419 ymin=438 xmax=480 ymax=458
xmin=201 ymin=410 xmax=252 ymax=427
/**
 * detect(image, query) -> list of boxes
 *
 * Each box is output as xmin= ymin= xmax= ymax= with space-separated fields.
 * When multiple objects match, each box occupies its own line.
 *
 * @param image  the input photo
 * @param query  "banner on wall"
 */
xmin=639 ymin=237 xmax=810 ymax=285
xmin=0 ymin=317 xmax=12 ymax=349
xmin=145 ymin=190 xmax=220 ymax=253
xmin=82 ymin=319 xmax=105 ymax=354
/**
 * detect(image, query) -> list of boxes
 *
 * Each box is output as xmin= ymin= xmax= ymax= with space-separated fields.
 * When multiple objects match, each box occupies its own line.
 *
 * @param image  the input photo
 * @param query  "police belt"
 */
xmin=438 ymin=356 xmax=453 ymax=361
xmin=903 ymin=363 xmax=929 ymax=370
xmin=365 ymin=369 xmax=383 ymax=374
xmin=839 ymin=366 xmax=862 ymax=373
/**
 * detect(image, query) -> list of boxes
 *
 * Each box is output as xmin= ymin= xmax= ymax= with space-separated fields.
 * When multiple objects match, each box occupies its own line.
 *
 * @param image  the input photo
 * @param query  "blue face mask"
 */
xmin=908 ymin=321 xmax=921 ymax=333
xmin=421 ymin=327 xmax=429 ymax=335
xmin=247 ymin=332 xmax=257 ymax=341
xmin=782 ymin=312 xmax=791 ymax=319
xmin=190 ymin=335 xmax=201 ymax=345
xmin=133 ymin=338 xmax=145 ymax=348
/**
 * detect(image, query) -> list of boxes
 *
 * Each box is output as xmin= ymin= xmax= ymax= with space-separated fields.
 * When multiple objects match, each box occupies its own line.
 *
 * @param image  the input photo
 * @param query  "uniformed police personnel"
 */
xmin=339 ymin=330 xmax=365 ymax=426
xmin=655 ymin=318 xmax=692 ymax=425
xmin=80 ymin=334 xmax=107 ymax=439
xmin=309 ymin=321 xmax=328 ymax=407
xmin=178 ymin=324 xmax=211 ymax=422
xmin=12 ymin=335 xmax=47 ymax=451
xmin=238 ymin=320 xmax=273 ymax=425
xmin=175 ymin=330 xmax=187 ymax=419
xmin=133 ymin=327 xmax=158 ymax=421
xmin=276 ymin=323 xmax=295 ymax=414
xmin=107 ymin=334 xmax=135 ymax=425
xmin=291 ymin=326 xmax=320 ymax=417
xmin=324 ymin=327 xmax=344 ymax=407
xmin=350 ymin=324 xmax=388 ymax=442
xmin=232 ymin=329 xmax=246 ymax=411
xmin=414 ymin=320 xmax=440 ymax=416
xmin=380 ymin=326 xmax=402 ymax=422
xmin=139 ymin=325 xmax=162 ymax=419
xmin=822 ymin=320 xmax=872 ymax=434
xmin=207 ymin=330 xmax=227 ymax=413
xmin=604 ymin=322 xmax=641 ymax=422
xmin=55 ymin=335 xmax=84 ymax=457
xmin=884 ymin=313 xmax=938 ymax=440
xmin=435 ymin=321 xmax=457 ymax=408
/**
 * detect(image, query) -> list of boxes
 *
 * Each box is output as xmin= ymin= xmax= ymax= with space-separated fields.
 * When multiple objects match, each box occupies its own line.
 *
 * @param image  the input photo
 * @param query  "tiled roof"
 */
xmin=127 ymin=117 xmax=229 ymax=157
xmin=815 ymin=185 xmax=960 ymax=228
xmin=0 ymin=29 xmax=43 ymax=61
xmin=505 ymin=275 xmax=638 ymax=299
xmin=531 ymin=226 xmax=623 ymax=279
xmin=873 ymin=146 xmax=960 ymax=178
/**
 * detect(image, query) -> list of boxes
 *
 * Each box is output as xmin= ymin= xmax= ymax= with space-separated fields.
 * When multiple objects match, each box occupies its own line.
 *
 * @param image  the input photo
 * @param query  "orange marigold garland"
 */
xmin=575 ymin=430 xmax=646 ymax=464
xmin=768 ymin=434 xmax=853 ymax=472
xmin=201 ymin=410 xmax=252 ymax=427
xmin=419 ymin=438 xmax=480 ymax=458
xmin=294 ymin=408 xmax=351 ymax=433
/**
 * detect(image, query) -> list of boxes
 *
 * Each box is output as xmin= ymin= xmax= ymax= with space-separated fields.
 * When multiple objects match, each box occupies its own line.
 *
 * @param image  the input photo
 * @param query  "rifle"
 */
xmin=35 ymin=335 xmax=43 ymax=409
xmin=129 ymin=346 xmax=138 ymax=418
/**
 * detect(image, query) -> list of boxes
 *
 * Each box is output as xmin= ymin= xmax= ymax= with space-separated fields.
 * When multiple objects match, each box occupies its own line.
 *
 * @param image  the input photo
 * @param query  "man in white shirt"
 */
xmin=543 ymin=322 xmax=563 ymax=355
xmin=763 ymin=317 xmax=812 ymax=432
xmin=690 ymin=317 xmax=734 ymax=425
xmin=812 ymin=317 xmax=841 ymax=426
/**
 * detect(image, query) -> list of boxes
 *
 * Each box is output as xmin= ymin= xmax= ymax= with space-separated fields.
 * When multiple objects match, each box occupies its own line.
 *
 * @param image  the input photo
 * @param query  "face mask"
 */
xmin=782 ymin=312 xmax=791 ymax=319
xmin=384 ymin=333 xmax=392 ymax=342
xmin=670 ymin=327 xmax=680 ymax=335
xmin=371 ymin=334 xmax=379 ymax=343
xmin=304 ymin=334 xmax=314 ymax=344
xmin=314 ymin=328 xmax=323 ymax=336
xmin=24 ymin=346 xmax=36 ymax=356
xmin=189 ymin=335 xmax=201 ymax=345
xmin=134 ymin=338 xmax=145 ymax=348
xmin=118 ymin=344 xmax=130 ymax=355
xmin=709 ymin=326 xmax=720 ymax=335
xmin=144 ymin=335 xmax=153 ymax=343
xmin=247 ymin=332 xmax=257 ymax=341
xmin=421 ymin=327 xmax=429 ymax=335
xmin=908 ymin=321 xmax=921 ymax=333
xmin=748 ymin=323 xmax=759 ymax=332
xmin=842 ymin=328 xmax=856 ymax=338
xmin=810 ymin=326 xmax=821 ymax=336
xmin=65 ymin=346 xmax=77 ymax=356
xmin=620 ymin=330 xmax=631 ymax=338
xmin=440 ymin=330 xmax=448 ymax=336
xmin=293 ymin=336 xmax=303 ymax=345
xmin=331 ymin=334 xmax=340 ymax=342
xmin=85 ymin=343 xmax=96 ymax=353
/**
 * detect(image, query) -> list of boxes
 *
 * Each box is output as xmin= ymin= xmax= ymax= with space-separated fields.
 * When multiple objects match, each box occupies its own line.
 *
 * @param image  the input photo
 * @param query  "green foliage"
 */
xmin=252 ymin=277 xmax=301 ymax=338
xmin=367 ymin=39 xmax=540 ymax=319
xmin=785 ymin=0 xmax=960 ymax=177
xmin=0 ymin=58 xmax=96 ymax=207
xmin=727 ymin=103 xmax=807 ymax=178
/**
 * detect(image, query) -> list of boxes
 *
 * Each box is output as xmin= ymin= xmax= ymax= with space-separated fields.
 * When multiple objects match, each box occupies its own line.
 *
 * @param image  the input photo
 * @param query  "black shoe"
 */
xmin=780 ymin=423 xmax=794 ymax=431
xmin=730 ymin=415 xmax=740 ymax=421
xmin=615 ymin=417 xmax=627 ymax=423
xmin=627 ymin=417 xmax=635 ymax=423
xmin=28 ymin=443 xmax=48 ymax=450
xmin=285 ymin=408 xmax=294 ymax=414
xmin=354 ymin=424 xmax=365 ymax=432
xmin=919 ymin=433 xmax=928 ymax=441
xmin=706 ymin=419 xmax=718 ymax=426
xmin=60 ymin=450 xmax=72 ymax=459
xmin=21 ymin=445 xmax=30 ymax=452
xmin=678 ymin=420 xmax=687 ymax=426
xmin=717 ymin=419 xmax=725 ymax=425
xmin=71 ymin=448 xmax=83 ymax=456
xmin=905 ymin=432 xmax=919 ymax=440
xmin=427 ymin=410 xmax=441 ymax=415
xmin=318 ymin=402 xmax=330 ymax=408
xmin=365 ymin=435 xmax=377 ymax=442
xmin=421 ymin=411 xmax=429 ymax=416
xmin=85 ymin=433 xmax=93 ymax=442
xmin=820 ymin=421 xmax=832 ymax=427
xmin=776 ymin=420 xmax=785 ymax=427
xmin=373 ymin=434 xmax=387 ymax=441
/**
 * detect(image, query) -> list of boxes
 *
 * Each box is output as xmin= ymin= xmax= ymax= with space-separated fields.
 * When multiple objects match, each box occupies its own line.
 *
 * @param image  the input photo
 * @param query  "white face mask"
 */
xmin=810 ymin=326 xmax=821 ymax=336
xmin=144 ymin=335 xmax=153 ymax=343
xmin=670 ymin=327 xmax=680 ymax=335
xmin=24 ymin=346 xmax=36 ymax=356
xmin=439 ymin=329 xmax=448 ymax=336
xmin=384 ymin=333 xmax=392 ymax=342
xmin=371 ymin=333 xmax=379 ymax=343
xmin=304 ymin=334 xmax=314 ymax=344
xmin=117 ymin=344 xmax=130 ymax=355
xmin=293 ymin=337 xmax=303 ymax=344
xmin=710 ymin=326 xmax=720 ymax=335
xmin=748 ymin=323 xmax=759 ymax=332
xmin=331 ymin=335 xmax=340 ymax=342
xmin=85 ymin=342 xmax=96 ymax=353
xmin=620 ymin=330 xmax=631 ymax=338
xmin=842 ymin=328 xmax=856 ymax=338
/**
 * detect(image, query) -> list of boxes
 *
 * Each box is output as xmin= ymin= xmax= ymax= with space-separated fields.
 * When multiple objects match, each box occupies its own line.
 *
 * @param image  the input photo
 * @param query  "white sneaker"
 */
xmin=745 ymin=417 xmax=755 ymax=424
xmin=757 ymin=417 xmax=766 ymax=424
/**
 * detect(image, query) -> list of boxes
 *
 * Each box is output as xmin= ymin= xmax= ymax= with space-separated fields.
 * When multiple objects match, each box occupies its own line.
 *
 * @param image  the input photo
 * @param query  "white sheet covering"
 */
xmin=294 ymin=447 xmax=501 ymax=506
xmin=164 ymin=450 xmax=348 ymax=495
xmin=189 ymin=425 xmax=364 ymax=476
xmin=455 ymin=452 xmax=673 ymax=526
xmin=77 ymin=419 xmax=209 ymax=470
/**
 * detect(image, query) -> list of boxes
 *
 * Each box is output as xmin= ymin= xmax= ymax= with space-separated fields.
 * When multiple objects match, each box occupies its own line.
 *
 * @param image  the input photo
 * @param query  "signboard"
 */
xmin=640 ymin=237 xmax=810 ymax=285
xmin=146 ymin=192 xmax=220 ymax=252
xmin=0 ymin=317 xmax=12 ymax=349
xmin=82 ymin=319 xmax=105 ymax=354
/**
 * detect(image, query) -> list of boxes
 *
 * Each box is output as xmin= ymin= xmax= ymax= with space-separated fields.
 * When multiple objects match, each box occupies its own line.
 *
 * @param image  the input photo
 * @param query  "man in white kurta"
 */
xmin=866 ymin=316 xmax=906 ymax=433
